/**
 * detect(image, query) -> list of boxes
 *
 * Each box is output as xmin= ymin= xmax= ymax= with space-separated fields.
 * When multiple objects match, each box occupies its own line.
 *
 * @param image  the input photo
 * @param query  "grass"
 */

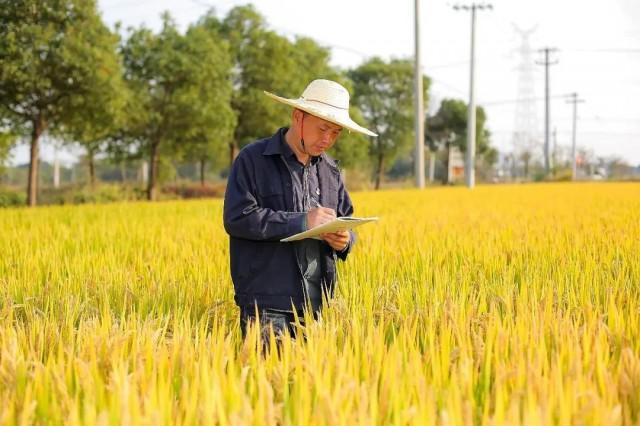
xmin=0 ymin=182 xmax=639 ymax=425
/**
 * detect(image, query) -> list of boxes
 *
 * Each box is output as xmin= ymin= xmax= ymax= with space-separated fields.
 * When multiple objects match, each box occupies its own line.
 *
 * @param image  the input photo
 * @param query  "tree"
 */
xmin=349 ymin=58 xmax=430 ymax=189
xmin=0 ymin=129 xmax=16 ymax=180
xmin=201 ymin=5 xmax=275 ymax=165
xmin=427 ymin=99 xmax=466 ymax=184
xmin=59 ymin=35 xmax=128 ymax=188
xmin=175 ymin=23 xmax=237 ymax=186
xmin=197 ymin=6 xmax=368 ymax=173
xmin=0 ymin=115 xmax=19 ymax=180
xmin=121 ymin=13 xmax=234 ymax=200
xmin=519 ymin=149 xmax=533 ymax=179
xmin=326 ymin=104 xmax=370 ymax=171
xmin=427 ymin=98 xmax=495 ymax=184
xmin=205 ymin=6 xmax=340 ymax=166
xmin=0 ymin=0 xmax=123 ymax=205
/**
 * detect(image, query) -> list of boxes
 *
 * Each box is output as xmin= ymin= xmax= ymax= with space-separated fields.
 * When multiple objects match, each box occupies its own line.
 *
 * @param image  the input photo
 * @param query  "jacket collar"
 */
xmin=263 ymin=127 xmax=340 ymax=170
xmin=263 ymin=127 xmax=287 ymax=156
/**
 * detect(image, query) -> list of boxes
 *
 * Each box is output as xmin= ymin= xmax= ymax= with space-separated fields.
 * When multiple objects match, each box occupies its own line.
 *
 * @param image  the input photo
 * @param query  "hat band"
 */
xmin=301 ymin=97 xmax=348 ymax=111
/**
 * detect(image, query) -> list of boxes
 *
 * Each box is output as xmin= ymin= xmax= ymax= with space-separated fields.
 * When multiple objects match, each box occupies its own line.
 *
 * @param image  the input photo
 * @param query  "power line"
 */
xmin=188 ymin=0 xmax=215 ymax=7
xmin=480 ymin=94 xmax=566 ymax=106
xmin=564 ymin=48 xmax=640 ymax=54
xmin=425 ymin=60 xmax=469 ymax=70
xmin=276 ymin=26 xmax=472 ymax=75
xmin=429 ymin=78 xmax=467 ymax=96
xmin=271 ymin=23 xmax=472 ymax=97
xmin=101 ymin=0 xmax=137 ymax=9
xmin=490 ymin=129 xmax=640 ymax=137
xmin=101 ymin=0 xmax=165 ymax=11
xmin=555 ymin=116 xmax=640 ymax=123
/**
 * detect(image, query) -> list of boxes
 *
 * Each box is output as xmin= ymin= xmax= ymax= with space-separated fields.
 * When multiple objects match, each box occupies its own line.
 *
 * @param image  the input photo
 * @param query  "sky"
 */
xmin=9 ymin=0 xmax=640 ymax=166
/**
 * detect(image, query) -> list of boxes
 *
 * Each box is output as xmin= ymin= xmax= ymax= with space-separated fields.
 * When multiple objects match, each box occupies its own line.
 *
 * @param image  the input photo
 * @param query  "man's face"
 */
xmin=295 ymin=110 xmax=343 ymax=156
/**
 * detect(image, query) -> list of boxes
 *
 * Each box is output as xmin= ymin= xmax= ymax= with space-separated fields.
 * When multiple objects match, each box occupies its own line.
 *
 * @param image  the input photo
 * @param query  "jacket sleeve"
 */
xmin=223 ymin=151 xmax=306 ymax=241
xmin=335 ymin=177 xmax=356 ymax=261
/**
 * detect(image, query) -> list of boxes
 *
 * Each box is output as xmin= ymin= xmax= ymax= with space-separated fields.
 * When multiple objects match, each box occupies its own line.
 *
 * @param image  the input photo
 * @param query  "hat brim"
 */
xmin=264 ymin=91 xmax=378 ymax=137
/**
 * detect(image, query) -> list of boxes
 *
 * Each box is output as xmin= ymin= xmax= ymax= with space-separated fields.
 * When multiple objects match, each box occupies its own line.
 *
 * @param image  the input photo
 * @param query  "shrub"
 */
xmin=0 ymin=188 xmax=26 ymax=207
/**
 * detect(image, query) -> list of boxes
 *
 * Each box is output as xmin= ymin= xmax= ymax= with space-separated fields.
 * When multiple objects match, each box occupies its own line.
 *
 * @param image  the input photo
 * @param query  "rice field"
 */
xmin=1 ymin=182 xmax=639 ymax=425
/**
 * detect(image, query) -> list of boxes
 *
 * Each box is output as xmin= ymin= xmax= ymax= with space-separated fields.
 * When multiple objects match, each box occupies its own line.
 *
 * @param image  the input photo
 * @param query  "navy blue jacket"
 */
xmin=223 ymin=128 xmax=355 ymax=311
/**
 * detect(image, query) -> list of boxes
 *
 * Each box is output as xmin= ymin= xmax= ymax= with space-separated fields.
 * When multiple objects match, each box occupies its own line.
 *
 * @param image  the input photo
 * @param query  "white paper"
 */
xmin=280 ymin=216 xmax=379 ymax=242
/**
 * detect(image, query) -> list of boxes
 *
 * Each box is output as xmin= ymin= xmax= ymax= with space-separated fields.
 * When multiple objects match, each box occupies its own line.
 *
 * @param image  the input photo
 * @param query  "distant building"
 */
xmin=448 ymin=147 xmax=465 ymax=183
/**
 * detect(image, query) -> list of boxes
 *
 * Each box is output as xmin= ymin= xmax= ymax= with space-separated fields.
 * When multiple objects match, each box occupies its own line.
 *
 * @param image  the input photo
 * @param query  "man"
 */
xmin=223 ymin=79 xmax=377 ymax=344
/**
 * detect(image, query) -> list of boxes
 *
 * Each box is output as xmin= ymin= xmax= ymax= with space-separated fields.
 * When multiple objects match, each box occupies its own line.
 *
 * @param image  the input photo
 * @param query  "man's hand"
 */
xmin=322 ymin=230 xmax=350 ymax=252
xmin=306 ymin=206 xmax=336 ymax=229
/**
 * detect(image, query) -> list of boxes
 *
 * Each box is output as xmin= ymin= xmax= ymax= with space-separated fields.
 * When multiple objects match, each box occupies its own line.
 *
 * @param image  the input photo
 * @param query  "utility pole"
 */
xmin=414 ymin=0 xmax=425 ymax=189
xmin=453 ymin=2 xmax=492 ymax=189
xmin=566 ymin=92 xmax=585 ymax=180
xmin=536 ymin=47 xmax=558 ymax=177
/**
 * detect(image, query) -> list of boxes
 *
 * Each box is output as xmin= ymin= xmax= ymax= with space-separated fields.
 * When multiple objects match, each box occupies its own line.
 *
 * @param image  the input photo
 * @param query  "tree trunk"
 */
xmin=374 ymin=152 xmax=384 ymax=190
xmin=120 ymin=162 xmax=126 ymax=183
xmin=27 ymin=115 xmax=46 ymax=207
xmin=147 ymin=142 xmax=160 ymax=201
xmin=88 ymin=149 xmax=96 ymax=188
xmin=229 ymin=141 xmax=238 ymax=168
xmin=442 ymin=142 xmax=450 ymax=185
xmin=200 ymin=158 xmax=206 ymax=186
xmin=428 ymin=150 xmax=435 ymax=183
xmin=53 ymin=153 xmax=60 ymax=189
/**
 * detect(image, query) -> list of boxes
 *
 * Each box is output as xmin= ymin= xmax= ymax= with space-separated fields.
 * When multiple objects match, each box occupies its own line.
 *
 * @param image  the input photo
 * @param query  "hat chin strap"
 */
xmin=300 ymin=112 xmax=308 ymax=155
xmin=299 ymin=112 xmax=320 ymax=161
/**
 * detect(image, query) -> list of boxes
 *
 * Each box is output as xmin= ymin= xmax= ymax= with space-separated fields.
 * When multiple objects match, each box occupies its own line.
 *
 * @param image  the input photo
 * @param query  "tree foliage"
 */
xmin=427 ymin=98 xmax=497 ymax=183
xmin=349 ymin=58 xmax=430 ymax=189
xmin=121 ymin=13 xmax=234 ymax=200
xmin=0 ymin=128 xmax=16 ymax=177
xmin=59 ymin=32 xmax=129 ymax=187
xmin=208 ymin=6 xmax=347 ymax=165
xmin=0 ymin=0 xmax=123 ymax=205
xmin=428 ymin=98 xmax=492 ymax=154
xmin=0 ymin=4 xmax=501 ymax=198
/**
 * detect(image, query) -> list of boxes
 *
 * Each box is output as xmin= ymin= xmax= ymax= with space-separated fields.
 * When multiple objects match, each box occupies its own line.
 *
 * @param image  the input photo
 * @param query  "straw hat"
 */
xmin=264 ymin=79 xmax=377 ymax=137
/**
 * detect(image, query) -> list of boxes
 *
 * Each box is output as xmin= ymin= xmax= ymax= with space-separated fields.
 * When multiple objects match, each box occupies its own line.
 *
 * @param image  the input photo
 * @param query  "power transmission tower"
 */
xmin=536 ymin=47 xmax=558 ymax=176
xmin=512 ymin=24 xmax=539 ymax=179
xmin=566 ymin=93 xmax=585 ymax=180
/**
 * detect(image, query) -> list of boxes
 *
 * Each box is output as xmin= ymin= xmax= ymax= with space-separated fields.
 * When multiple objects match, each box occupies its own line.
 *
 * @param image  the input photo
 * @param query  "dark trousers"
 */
xmin=239 ymin=306 xmax=320 ymax=349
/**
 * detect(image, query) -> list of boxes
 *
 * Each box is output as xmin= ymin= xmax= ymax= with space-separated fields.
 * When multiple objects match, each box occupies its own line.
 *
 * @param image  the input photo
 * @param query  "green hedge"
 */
xmin=0 ymin=188 xmax=26 ymax=207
